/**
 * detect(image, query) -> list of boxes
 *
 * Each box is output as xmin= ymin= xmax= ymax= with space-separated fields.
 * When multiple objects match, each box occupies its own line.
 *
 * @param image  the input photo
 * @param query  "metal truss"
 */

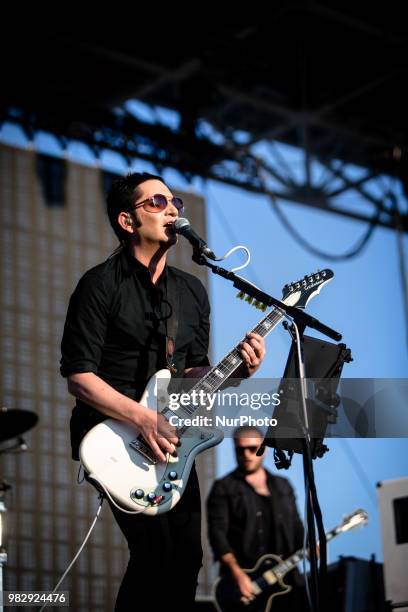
xmin=3 ymin=100 xmax=406 ymax=236
xmin=2 ymin=5 xmax=408 ymax=233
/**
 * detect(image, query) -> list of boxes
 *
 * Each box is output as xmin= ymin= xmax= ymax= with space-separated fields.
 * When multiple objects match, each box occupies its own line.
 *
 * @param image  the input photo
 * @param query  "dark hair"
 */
xmin=106 ymin=172 xmax=166 ymax=244
xmin=233 ymin=426 xmax=263 ymax=440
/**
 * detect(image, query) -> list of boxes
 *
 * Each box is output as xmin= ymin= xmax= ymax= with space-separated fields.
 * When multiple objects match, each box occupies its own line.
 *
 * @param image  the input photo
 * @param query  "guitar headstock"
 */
xmin=338 ymin=508 xmax=369 ymax=533
xmin=282 ymin=269 xmax=334 ymax=308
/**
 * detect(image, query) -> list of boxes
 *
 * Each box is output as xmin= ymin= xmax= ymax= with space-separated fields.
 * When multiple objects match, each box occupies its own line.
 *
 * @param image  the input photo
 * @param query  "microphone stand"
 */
xmin=191 ymin=250 xmax=342 ymax=612
xmin=191 ymin=250 xmax=341 ymax=341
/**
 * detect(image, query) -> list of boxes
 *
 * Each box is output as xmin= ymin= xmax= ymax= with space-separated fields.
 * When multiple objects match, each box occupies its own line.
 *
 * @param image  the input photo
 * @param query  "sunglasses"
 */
xmin=235 ymin=445 xmax=262 ymax=455
xmin=129 ymin=194 xmax=184 ymax=215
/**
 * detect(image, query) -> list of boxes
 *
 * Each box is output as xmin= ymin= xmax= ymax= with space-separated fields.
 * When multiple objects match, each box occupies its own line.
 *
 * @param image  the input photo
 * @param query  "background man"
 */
xmin=207 ymin=425 xmax=306 ymax=611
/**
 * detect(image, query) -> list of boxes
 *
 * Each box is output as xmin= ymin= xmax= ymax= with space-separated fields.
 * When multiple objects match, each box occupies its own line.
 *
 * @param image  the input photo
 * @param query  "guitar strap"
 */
xmin=164 ymin=267 xmax=180 ymax=376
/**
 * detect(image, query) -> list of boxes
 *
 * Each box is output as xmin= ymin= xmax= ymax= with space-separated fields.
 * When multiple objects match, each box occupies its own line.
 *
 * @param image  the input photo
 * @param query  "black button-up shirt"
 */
xmin=60 ymin=247 xmax=210 ymax=458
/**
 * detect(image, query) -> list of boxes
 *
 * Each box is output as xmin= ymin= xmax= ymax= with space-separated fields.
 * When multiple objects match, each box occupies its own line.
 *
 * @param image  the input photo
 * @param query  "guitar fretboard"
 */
xmin=266 ymin=525 xmax=347 ymax=581
xmin=174 ymin=302 xmax=288 ymax=432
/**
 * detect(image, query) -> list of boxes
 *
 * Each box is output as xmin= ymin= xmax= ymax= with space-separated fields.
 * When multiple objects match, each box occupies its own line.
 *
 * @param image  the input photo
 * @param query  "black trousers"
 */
xmin=109 ymin=465 xmax=203 ymax=612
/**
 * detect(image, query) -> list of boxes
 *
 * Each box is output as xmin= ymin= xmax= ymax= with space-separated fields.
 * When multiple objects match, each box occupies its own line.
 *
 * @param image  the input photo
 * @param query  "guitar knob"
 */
xmin=163 ymin=482 xmax=172 ymax=492
xmin=133 ymin=489 xmax=144 ymax=499
xmin=147 ymin=492 xmax=157 ymax=502
xmin=168 ymin=471 xmax=178 ymax=480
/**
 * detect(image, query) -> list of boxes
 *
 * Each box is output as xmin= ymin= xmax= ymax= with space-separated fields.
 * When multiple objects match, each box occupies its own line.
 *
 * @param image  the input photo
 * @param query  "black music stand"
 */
xmin=265 ymin=333 xmax=352 ymax=467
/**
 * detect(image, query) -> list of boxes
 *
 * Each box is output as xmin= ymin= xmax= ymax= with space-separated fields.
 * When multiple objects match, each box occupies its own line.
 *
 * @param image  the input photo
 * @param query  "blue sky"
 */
xmin=1 ymin=114 xmax=408 ymax=563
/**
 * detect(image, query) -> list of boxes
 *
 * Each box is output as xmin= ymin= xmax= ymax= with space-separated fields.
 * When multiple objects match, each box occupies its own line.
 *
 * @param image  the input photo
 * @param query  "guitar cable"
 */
xmin=38 ymin=493 xmax=104 ymax=612
xmin=292 ymin=319 xmax=326 ymax=612
xmin=38 ymin=473 xmax=147 ymax=611
xmin=85 ymin=473 xmax=146 ymax=515
xmin=303 ymin=492 xmax=313 ymax=611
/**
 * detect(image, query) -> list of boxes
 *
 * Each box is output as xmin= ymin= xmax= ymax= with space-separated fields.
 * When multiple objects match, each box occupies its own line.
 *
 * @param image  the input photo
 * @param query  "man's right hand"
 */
xmin=231 ymin=566 xmax=256 ymax=602
xmin=66 ymin=372 xmax=179 ymax=463
xmin=133 ymin=404 xmax=179 ymax=463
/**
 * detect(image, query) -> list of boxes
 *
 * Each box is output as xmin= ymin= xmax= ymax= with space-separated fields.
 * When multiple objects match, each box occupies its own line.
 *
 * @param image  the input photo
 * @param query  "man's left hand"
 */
xmin=239 ymin=332 xmax=266 ymax=377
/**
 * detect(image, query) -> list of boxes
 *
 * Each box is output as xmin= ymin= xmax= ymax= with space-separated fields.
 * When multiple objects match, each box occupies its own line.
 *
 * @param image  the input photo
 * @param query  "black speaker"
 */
xmin=325 ymin=556 xmax=385 ymax=612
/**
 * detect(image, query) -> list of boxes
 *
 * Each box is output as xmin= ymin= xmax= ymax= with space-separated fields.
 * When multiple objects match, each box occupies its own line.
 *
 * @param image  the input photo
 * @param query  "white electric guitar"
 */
xmin=80 ymin=270 xmax=334 ymax=515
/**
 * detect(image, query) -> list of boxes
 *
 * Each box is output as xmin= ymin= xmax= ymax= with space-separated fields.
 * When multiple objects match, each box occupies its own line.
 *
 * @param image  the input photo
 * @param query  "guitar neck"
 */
xmin=270 ymin=526 xmax=343 ymax=581
xmin=185 ymin=303 xmax=287 ymax=410
xmin=168 ymin=269 xmax=334 ymax=423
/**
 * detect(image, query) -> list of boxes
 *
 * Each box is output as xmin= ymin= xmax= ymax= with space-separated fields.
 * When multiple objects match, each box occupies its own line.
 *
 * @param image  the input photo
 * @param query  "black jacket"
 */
xmin=207 ymin=468 xmax=304 ymax=572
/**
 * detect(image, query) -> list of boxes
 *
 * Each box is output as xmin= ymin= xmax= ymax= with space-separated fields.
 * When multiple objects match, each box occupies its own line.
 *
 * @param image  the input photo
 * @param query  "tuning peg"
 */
xmin=254 ymin=300 xmax=267 ymax=311
xmin=237 ymin=292 xmax=268 ymax=311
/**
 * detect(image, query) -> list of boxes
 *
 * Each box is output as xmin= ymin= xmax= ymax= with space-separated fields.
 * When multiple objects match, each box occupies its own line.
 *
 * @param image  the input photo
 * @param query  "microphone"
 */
xmin=174 ymin=218 xmax=216 ymax=259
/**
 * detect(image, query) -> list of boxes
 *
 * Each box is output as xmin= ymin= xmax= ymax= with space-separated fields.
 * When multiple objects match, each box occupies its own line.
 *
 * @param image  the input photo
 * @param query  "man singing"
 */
xmin=60 ymin=172 xmax=265 ymax=610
